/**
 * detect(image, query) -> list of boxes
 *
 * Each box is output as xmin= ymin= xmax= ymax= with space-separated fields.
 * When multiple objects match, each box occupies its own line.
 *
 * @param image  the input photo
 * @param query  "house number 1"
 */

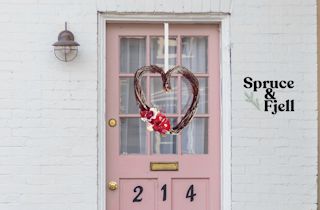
xmin=132 ymin=184 xmax=196 ymax=203
xmin=161 ymin=184 xmax=167 ymax=201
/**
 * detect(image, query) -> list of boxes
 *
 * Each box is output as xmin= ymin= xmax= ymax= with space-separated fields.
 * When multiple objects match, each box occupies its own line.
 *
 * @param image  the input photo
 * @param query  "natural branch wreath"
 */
xmin=134 ymin=65 xmax=199 ymax=135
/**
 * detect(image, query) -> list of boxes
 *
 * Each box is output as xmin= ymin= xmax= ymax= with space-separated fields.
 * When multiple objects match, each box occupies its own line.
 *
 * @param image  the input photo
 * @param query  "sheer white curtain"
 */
xmin=120 ymin=38 xmax=146 ymax=154
xmin=120 ymin=37 xmax=146 ymax=73
xmin=182 ymin=78 xmax=208 ymax=114
xmin=150 ymin=37 xmax=177 ymax=69
xmin=182 ymin=118 xmax=208 ymax=154
xmin=181 ymin=37 xmax=208 ymax=154
xmin=150 ymin=37 xmax=178 ymax=154
xmin=182 ymin=37 xmax=208 ymax=72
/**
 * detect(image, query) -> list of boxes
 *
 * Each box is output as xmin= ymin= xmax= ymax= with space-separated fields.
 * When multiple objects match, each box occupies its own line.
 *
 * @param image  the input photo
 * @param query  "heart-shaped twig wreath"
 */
xmin=134 ymin=65 xmax=199 ymax=135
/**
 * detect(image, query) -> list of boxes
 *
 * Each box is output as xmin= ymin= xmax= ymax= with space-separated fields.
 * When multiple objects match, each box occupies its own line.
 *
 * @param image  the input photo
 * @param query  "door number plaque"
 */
xmin=150 ymin=162 xmax=179 ymax=171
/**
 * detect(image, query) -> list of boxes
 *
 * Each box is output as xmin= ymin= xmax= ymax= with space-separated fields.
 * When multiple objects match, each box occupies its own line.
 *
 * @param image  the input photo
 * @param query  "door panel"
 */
xmin=120 ymin=179 xmax=157 ymax=210
xmin=106 ymin=23 xmax=220 ymax=210
xmin=172 ymin=179 xmax=209 ymax=210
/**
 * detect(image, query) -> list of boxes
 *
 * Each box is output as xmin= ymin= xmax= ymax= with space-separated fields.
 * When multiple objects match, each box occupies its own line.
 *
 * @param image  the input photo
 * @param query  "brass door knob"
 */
xmin=108 ymin=181 xmax=118 ymax=191
xmin=108 ymin=118 xmax=117 ymax=127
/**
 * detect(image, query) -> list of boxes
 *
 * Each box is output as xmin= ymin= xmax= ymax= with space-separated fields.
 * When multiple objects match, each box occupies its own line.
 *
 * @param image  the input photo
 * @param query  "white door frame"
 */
xmin=97 ymin=12 xmax=232 ymax=210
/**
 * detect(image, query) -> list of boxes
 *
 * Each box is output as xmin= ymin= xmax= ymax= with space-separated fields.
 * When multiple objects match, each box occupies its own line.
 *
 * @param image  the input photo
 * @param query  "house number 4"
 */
xmin=186 ymin=184 xmax=197 ymax=202
xmin=132 ymin=184 xmax=196 ymax=203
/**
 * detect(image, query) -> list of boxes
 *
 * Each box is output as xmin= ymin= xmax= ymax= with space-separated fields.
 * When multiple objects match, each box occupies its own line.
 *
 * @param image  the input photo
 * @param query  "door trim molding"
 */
xmin=97 ymin=12 xmax=232 ymax=210
xmin=97 ymin=12 xmax=107 ymax=210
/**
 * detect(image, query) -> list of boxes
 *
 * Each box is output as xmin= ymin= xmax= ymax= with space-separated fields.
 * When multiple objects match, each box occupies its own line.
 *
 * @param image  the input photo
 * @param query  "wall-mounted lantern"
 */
xmin=52 ymin=22 xmax=80 ymax=62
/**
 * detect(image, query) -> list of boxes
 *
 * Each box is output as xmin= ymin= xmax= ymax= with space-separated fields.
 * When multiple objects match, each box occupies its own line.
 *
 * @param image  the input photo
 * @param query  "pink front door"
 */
xmin=106 ymin=23 xmax=220 ymax=210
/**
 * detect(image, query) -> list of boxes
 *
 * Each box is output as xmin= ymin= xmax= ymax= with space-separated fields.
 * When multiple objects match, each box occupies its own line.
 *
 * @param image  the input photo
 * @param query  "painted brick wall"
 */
xmin=0 ymin=0 xmax=317 ymax=210
xmin=100 ymin=0 xmax=231 ymax=13
xmin=0 ymin=1 xmax=98 ymax=210
xmin=230 ymin=0 xmax=318 ymax=209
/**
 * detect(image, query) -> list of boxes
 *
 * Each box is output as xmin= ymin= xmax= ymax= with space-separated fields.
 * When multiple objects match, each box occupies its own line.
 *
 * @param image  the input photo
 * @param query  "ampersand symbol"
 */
xmin=265 ymin=88 xmax=275 ymax=99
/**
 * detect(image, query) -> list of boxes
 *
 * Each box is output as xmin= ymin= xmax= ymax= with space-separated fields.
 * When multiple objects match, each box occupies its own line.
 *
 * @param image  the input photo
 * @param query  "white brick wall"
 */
xmin=0 ymin=1 xmax=98 ymax=210
xmin=99 ymin=0 xmax=231 ymax=13
xmin=0 ymin=0 xmax=317 ymax=210
xmin=231 ymin=0 xmax=318 ymax=210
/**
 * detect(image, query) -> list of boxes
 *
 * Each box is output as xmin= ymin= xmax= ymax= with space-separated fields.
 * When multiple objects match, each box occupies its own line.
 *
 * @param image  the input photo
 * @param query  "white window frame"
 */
xmin=97 ymin=12 xmax=232 ymax=210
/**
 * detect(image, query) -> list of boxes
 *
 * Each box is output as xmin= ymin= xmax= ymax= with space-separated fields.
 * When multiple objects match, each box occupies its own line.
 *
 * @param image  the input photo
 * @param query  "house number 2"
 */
xmin=132 ymin=186 xmax=143 ymax=202
xmin=132 ymin=184 xmax=197 ymax=203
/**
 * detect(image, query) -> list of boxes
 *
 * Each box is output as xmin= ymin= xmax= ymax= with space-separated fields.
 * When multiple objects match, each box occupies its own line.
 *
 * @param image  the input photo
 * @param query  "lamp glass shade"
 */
xmin=52 ymin=24 xmax=80 ymax=62
xmin=54 ymin=46 xmax=78 ymax=62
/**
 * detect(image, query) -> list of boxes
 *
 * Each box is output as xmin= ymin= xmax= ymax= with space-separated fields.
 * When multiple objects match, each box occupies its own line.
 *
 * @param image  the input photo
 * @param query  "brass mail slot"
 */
xmin=150 ymin=162 xmax=179 ymax=171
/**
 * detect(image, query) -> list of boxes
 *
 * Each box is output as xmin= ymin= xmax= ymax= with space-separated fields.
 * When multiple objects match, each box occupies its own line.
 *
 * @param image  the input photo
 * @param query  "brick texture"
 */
xmin=0 ymin=1 xmax=98 ymax=210
xmin=0 ymin=0 xmax=317 ymax=210
xmin=231 ymin=0 xmax=318 ymax=209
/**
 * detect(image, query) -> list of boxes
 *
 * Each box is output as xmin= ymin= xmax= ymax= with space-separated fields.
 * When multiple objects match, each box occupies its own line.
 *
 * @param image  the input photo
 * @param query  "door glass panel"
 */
xmin=150 ymin=37 xmax=177 ymax=69
xmin=120 ymin=77 xmax=146 ymax=114
xmin=182 ymin=118 xmax=208 ymax=154
xmin=181 ymin=37 xmax=208 ymax=73
xmin=120 ymin=37 xmax=146 ymax=73
xmin=182 ymin=77 xmax=208 ymax=114
xmin=151 ymin=118 xmax=177 ymax=154
xmin=150 ymin=77 xmax=177 ymax=114
xmin=120 ymin=118 xmax=146 ymax=155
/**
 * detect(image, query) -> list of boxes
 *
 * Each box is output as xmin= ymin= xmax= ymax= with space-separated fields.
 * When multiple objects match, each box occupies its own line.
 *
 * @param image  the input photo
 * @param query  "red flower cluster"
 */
xmin=140 ymin=108 xmax=171 ymax=135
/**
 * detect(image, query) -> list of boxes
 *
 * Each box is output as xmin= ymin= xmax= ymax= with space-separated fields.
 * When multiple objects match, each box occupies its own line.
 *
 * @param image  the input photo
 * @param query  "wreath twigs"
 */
xmin=134 ymin=65 xmax=199 ymax=135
